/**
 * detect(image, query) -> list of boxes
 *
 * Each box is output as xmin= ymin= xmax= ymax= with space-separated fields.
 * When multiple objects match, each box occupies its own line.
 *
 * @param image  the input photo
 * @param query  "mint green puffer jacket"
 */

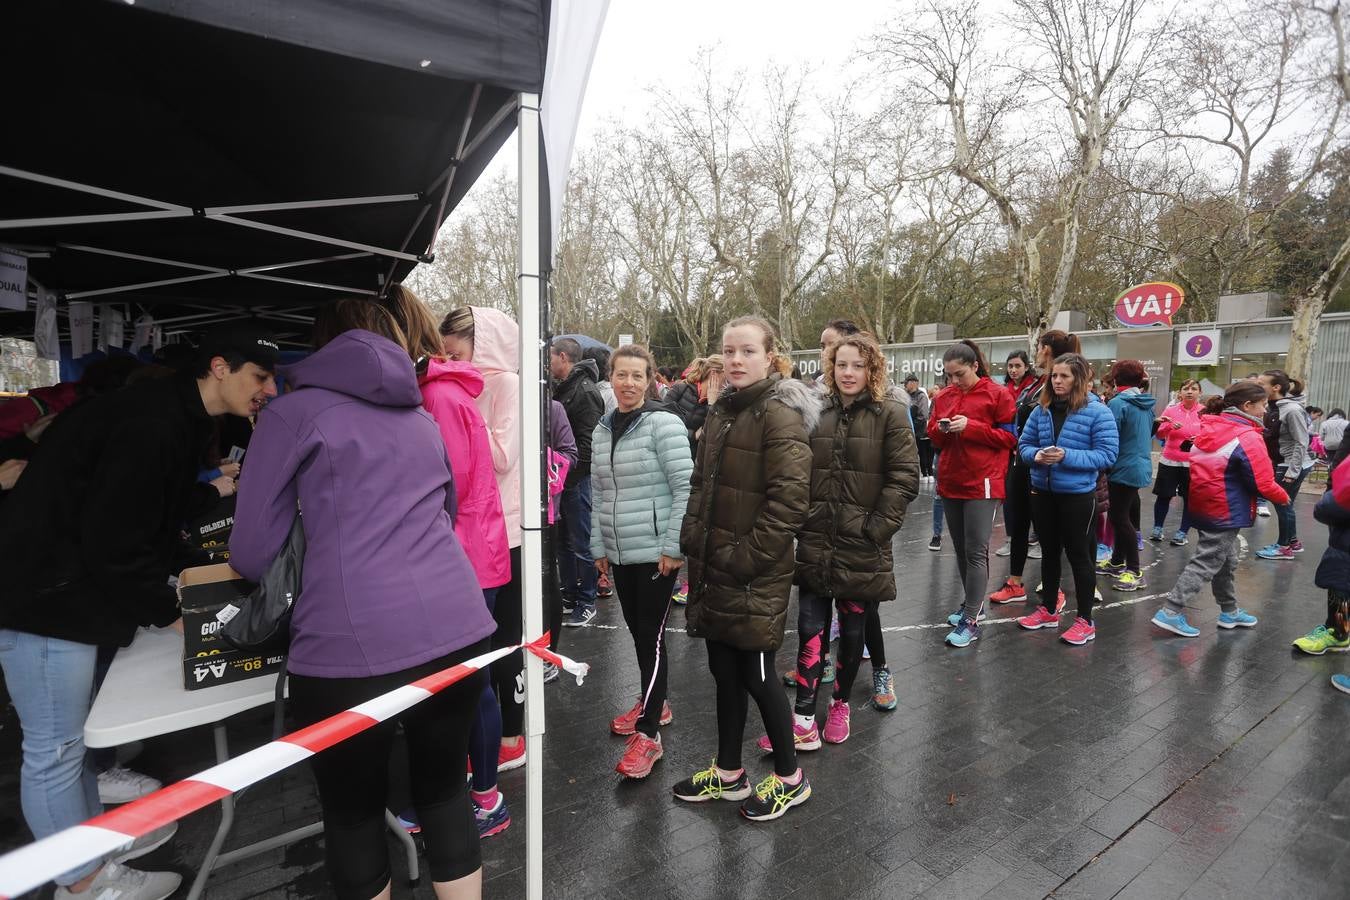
xmin=590 ymin=406 xmax=694 ymax=565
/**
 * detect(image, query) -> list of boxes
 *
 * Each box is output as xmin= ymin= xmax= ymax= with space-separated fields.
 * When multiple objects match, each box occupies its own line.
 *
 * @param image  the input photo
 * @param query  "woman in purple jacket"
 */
xmin=232 ymin=299 xmax=496 ymax=900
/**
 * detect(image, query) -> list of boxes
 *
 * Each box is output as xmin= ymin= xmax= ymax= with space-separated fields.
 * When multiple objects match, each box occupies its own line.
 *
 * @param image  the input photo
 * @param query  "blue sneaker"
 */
xmin=945 ymin=618 xmax=980 ymax=647
xmin=1217 ymin=608 xmax=1258 ymax=629
xmin=1333 ymin=674 xmax=1350 ymax=695
xmin=1149 ymin=526 xmax=1165 ymax=542
xmin=1096 ymin=543 xmax=1112 ymax=563
xmin=1256 ymin=544 xmax=1294 ymax=560
xmin=1152 ymin=607 xmax=1200 ymax=637
xmin=473 ymin=793 xmax=511 ymax=838
xmin=564 ymin=605 xmax=596 ymax=627
xmin=1137 ymin=532 xmax=1144 ymax=550
xmin=1171 ymin=530 xmax=1188 ymax=546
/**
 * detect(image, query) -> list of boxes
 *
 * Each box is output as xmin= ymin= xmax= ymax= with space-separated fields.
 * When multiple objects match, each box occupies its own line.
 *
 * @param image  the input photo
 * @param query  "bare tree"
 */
xmin=874 ymin=0 xmax=1153 ymax=347
xmin=1288 ymin=0 xmax=1350 ymax=381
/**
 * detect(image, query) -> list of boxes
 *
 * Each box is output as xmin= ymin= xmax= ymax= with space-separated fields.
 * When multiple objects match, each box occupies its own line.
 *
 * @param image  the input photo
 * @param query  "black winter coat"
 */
xmin=553 ymin=358 xmax=604 ymax=483
xmin=795 ymin=393 xmax=920 ymax=601
xmin=664 ymin=380 xmax=709 ymax=454
xmin=681 ymin=375 xmax=818 ymax=652
xmin=0 ymin=375 xmax=217 ymax=646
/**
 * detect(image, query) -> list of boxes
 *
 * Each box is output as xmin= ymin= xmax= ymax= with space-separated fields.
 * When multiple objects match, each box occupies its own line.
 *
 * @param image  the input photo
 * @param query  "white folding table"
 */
xmin=85 ymin=626 xmax=418 ymax=899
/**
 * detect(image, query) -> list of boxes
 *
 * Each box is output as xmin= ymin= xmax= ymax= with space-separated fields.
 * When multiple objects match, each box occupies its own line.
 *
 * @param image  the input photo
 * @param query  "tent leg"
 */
xmin=516 ymin=90 xmax=546 ymax=900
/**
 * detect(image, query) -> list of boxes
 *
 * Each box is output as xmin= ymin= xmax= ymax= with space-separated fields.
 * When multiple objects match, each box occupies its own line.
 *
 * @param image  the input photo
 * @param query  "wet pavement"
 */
xmin=4 ymin=484 xmax=1350 ymax=899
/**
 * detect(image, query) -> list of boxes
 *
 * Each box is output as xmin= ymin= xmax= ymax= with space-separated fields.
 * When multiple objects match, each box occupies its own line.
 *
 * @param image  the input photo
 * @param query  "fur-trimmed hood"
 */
xmin=771 ymin=376 xmax=823 ymax=435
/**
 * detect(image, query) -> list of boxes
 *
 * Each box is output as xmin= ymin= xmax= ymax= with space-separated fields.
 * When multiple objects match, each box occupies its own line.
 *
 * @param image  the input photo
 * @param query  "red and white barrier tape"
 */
xmin=0 ymin=634 xmax=585 ymax=899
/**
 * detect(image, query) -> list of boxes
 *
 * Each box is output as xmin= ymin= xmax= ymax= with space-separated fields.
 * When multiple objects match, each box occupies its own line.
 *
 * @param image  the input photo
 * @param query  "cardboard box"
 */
xmin=177 ymin=563 xmax=281 ymax=690
xmin=178 ymin=563 xmax=251 ymax=657
xmin=185 ymin=494 xmax=236 ymax=560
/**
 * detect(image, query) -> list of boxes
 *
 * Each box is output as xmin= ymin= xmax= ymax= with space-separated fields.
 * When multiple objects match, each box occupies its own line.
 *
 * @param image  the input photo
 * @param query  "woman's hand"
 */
xmin=1034 ymin=447 xmax=1064 ymax=465
xmin=946 ymin=414 xmax=968 ymax=433
xmin=658 ymin=554 xmax=682 ymax=577
xmin=24 ymin=413 xmax=57 ymax=443
xmin=594 ymin=557 xmax=610 ymax=579
xmin=211 ymin=474 xmax=237 ymax=498
xmin=218 ymin=461 xmax=242 ymax=480
xmin=0 ymin=458 xmax=26 ymax=490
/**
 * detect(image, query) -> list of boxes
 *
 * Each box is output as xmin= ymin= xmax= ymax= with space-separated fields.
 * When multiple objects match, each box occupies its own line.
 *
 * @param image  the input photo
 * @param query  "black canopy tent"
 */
xmin=1 ymin=0 xmax=541 ymax=345
xmin=0 ymin=2 xmax=608 ymax=897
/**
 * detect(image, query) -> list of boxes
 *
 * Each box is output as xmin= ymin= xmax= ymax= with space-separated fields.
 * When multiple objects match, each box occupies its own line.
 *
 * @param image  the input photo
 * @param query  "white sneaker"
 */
xmin=54 ymin=861 xmax=180 ymax=900
xmin=114 ymin=822 xmax=177 ymax=863
xmin=1256 ymin=504 xmax=1271 ymax=518
xmin=99 ymin=767 xmax=161 ymax=804
xmin=1026 ymin=543 xmax=1043 ymax=559
xmin=995 ymin=542 xmax=1011 ymax=557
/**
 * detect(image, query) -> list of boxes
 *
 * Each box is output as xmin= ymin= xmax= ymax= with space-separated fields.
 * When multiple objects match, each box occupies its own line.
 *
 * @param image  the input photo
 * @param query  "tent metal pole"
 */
xmin=239 ymin=272 xmax=377 ymax=295
xmin=206 ymin=214 xmax=424 ymax=262
xmin=203 ymin=194 xmax=419 ymax=215
xmin=64 ymin=272 xmax=227 ymax=300
xmin=427 ymin=84 xmax=482 ymax=255
xmin=0 ymin=211 xmax=188 ymax=230
xmin=238 ymin=252 xmax=370 ymax=274
xmin=516 ymin=90 xmax=546 ymax=900
xmin=59 ymin=243 xmax=226 ymax=273
xmin=0 ymin=165 xmax=188 ymax=211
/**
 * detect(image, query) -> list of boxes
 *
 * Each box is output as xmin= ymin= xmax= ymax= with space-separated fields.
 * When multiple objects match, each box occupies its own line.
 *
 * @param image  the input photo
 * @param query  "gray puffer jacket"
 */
xmin=590 ymin=405 xmax=693 ymax=565
xmin=1278 ymin=394 xmax=1311 ymax=472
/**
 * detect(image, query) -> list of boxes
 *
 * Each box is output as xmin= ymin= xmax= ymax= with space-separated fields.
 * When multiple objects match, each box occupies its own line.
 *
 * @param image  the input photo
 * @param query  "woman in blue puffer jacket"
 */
xmin=1104 ymin=360 xmax=1156 ymax=592
xmin=1015 ymin=353 xmax=1119 ymax=645
xmin=589 ymin=343 xmax=693 ymax=780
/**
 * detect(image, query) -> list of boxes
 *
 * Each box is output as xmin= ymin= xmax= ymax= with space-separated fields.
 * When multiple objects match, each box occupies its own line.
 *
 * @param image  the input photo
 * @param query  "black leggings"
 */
xmin=1030 ymin=490 xmax=1098 ymax=621
xmin=613 ymin=562 xmax=677 ymax=738
xmin=544 ymin=524 xmax=563 ymax=652
xmin=1107 ymin=482 xmax=1141 ymax=573
xmin=1005 ymin=460 xmax=1034 ymax=577
xmin=917 ymin=439 xmax=934 ymax=477
xmin=707 ymin=639 xmax=796 ymax=777
xmin=864 ymin=603 xmax=886 ymax=668
xmin=492 ymin=547 xmax=524 ymax=738
xmin=289 ymin=641 xmax=489 ymax=898
xmin=794 ymin=592 xmax=876 ymax=714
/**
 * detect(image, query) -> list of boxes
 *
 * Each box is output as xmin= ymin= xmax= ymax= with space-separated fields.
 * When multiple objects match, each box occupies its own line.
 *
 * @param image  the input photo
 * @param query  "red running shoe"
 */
xmin=610 ymin=700 xmax=674 ymax=736
xmin=1054 ymin=590 xmax=1067 ymax=615
xmin=1017 ymin=606 xmax=1060 ymax=630
xmin=616 ymin=733 xmax=663 ymax=779
xmin=988 ymin=579 xmax=1027 ymax=604
xmin=498 ymin=737 xmax=526 ymax=771
xmin=596 ymin=570 xmax=613 ymax=598
xmin=1061 ymin=617 xmax=1096 ymax=645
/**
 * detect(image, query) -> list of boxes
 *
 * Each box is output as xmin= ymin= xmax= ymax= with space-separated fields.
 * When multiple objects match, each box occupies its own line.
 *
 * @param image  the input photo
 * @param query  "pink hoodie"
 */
xmin=1157 ymin=400 xmax=1204 ymax=465
xmin=465 ymin=307 xmax=523 ymax=548
xmin=418 ymin=358 xmax=511 ymax=589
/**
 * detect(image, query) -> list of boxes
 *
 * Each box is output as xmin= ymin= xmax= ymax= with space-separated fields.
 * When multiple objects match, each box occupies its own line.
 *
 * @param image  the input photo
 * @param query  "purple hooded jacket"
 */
xmin=231 ymin=330 xmax=497 ymax=678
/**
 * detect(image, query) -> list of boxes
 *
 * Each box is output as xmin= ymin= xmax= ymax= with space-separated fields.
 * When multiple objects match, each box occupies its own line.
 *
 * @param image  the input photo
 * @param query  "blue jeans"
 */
xmin=932 ymin=452 xmax=944 ymax=537
xmin=558 ymin=479 xmax=597 ymax=610
xmin=0 ymin=630 xmax=103 ymax=885
xmin=1275 ymin=465 xmax=1310 ymax=546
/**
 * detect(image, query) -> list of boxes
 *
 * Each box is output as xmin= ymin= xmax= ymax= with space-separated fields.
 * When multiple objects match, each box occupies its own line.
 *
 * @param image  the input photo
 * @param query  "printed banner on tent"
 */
xmin=68 ymin=301 xmax=94 ymax=358
xmin=34 ymin=293 xmax=59 ymax=361
xmin=0 ymin=250 xmax=28 ymax=312
xmin=132 ymin=315 xmax=155 ymax=354
xmin=1177 ymin=329 xmax=1220 ymax=366
xmin=99 ymin=306 xmax=125 ymax=351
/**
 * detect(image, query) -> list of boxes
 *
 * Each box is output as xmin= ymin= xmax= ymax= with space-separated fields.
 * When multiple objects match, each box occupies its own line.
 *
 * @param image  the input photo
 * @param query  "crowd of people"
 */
xmin=0 ymin=288 xmax=1347 ymax=898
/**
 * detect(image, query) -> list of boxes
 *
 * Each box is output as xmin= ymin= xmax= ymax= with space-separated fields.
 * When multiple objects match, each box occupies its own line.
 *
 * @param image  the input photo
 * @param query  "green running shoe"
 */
xmin=740 ymin=772 xmax=811 ymax=821
xmin=672 ymin=762 xmax=752 ymax=802
xmin=1293 ymin=625 xmax=1350 ymax=656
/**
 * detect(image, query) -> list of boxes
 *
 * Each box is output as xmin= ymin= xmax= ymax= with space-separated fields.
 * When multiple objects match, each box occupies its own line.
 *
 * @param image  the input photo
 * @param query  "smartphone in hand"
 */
xmin=938 ymin=418 xmax=952 ymax=432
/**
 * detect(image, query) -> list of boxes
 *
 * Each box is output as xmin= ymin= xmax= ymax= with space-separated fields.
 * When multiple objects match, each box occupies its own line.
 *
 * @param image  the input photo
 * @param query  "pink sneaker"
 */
xmin=1054 ymin=590 xmax=1067 ymax=615
xmin=822 ymin=699 xmax=850 ymax=744
xmin=1017 ymin=606 xmax=1060 ymax=630
xmin=988 ymin=579 xmax=1026 ymax=604
xmin=1061 ymin=617 xmax=1096 ymax=645
xmin=610 ymin=700 xmax=673 ymax=736
xmin=757 ymin=720 xmax=821 ymax=753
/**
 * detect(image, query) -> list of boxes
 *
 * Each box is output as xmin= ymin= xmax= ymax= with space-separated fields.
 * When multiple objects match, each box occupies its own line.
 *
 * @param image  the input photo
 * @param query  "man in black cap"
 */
xmin=0 ymin=321 xmax=278 ymax=900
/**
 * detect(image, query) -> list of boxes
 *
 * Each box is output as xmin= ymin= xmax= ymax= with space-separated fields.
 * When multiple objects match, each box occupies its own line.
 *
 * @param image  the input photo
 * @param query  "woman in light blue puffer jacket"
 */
xmin=590 ymin=344 xmax=694 ymax=780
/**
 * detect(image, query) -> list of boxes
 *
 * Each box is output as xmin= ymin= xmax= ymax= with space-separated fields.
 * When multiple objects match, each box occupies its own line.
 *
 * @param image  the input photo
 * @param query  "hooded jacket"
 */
xmin=552 ymin=357 xmax=604 ymax=483
xmin=0 ymin=375 xmax=215 ymax=646
xmin=681 ymin=375 xmax=819 ymax=652
xmin=418 ymin=358 xmax=511 ymax=590
xmin=466 ymin=307 xmax=524 ymax=548
xmin=1277 ymin=394 xmax=1311 ymax=473
xmin=927 ymin=377 xmax=1018 ymax=500
xmin=231 ymin=330 xmax=496 ymax=678
xmin=1157 ymin=400 xmax=1204 ymax=465
xmin=1108 ymin=388 xmax=1157 ymax=488
xmin=1018 ymin=395 xmax=1120 ymax=494
xmin=1185 ymin=410 xmax=1290 ymax=531
xmin=589 ymin=405 xmax=693 ymax=565
xmin=795 ymin=393 xmax=920 ymax=602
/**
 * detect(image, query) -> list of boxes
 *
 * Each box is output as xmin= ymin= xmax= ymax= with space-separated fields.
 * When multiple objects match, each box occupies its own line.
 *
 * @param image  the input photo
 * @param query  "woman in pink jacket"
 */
xmin=1150 ymin=379 xmax=1204 ymax=546
xmin=440 ymin=305 xmax=531 ymax=773
xmin=385 ymin=287 xmax=515 ymax=839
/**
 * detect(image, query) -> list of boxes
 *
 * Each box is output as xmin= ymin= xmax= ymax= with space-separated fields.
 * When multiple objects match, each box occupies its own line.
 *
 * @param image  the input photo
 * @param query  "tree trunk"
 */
xmin=1287 ymin=232 xmax=1350 ymax=383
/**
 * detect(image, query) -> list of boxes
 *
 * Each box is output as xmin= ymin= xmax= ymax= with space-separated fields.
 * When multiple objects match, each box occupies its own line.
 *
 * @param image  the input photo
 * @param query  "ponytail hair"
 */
xmin=941 ymin=339 xmax=990 ymax=378
xmin=1262 ymin=369 xmax=1304 ymax=397
xmin=1039 ymin=329 xmax=1081 ymax=359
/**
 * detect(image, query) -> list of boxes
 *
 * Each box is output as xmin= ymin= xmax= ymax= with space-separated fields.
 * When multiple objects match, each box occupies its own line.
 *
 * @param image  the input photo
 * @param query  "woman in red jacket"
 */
xmin=928 ymin=340 xmax=1018 ymax=647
